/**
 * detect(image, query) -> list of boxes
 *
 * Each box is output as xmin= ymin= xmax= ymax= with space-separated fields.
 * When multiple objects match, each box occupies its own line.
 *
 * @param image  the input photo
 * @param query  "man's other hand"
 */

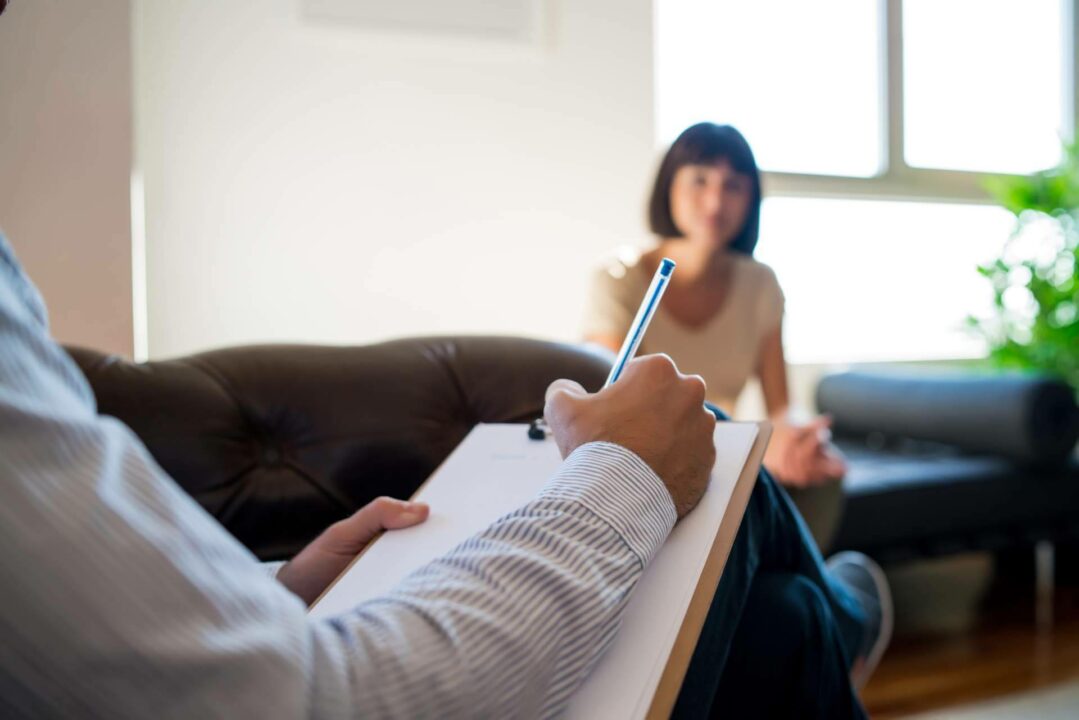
xmin=543 ymin=354 xmax=715 ymax=519
xmin=277 ymin=497 xmax=430 ymax=605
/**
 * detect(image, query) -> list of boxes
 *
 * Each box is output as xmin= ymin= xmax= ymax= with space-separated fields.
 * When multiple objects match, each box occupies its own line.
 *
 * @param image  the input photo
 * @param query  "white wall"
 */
xmin=136 ymin=0 xmax=657 ymax=359
xmin=0 ymin=0 xmax=133 ymax=356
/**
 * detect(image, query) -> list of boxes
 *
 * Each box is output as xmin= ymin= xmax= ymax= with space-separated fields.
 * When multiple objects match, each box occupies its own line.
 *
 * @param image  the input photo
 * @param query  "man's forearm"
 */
xmin=308 ymin=442 xmax=675 ymax=718
xmin=1 ymin=366 xmax=673 ymax=718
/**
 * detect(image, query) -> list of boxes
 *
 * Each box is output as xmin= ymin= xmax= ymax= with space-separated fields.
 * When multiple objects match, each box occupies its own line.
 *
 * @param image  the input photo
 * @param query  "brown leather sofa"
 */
xmin=66 ymin=337 xmax=612 ymax=561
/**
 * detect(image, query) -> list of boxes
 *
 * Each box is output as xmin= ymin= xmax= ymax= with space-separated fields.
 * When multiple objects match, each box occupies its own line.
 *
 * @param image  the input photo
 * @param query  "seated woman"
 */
xmin=584 ymin=122 xmax=847 ymax=550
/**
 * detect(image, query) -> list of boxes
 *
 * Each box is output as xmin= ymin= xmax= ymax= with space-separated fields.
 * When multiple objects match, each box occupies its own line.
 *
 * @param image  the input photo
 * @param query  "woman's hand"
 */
xmin=276 ymin=497 xmax=430 ymax=605
xmin=765 ymin=415 xmax=847 ymax=489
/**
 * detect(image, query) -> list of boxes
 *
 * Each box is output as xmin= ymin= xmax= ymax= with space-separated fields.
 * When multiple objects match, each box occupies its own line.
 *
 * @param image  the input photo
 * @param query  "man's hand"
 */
xmin=277 ymin=497 xmax=429 ymax=605
xmin=543 ymin=354 xmax=716 ymax=518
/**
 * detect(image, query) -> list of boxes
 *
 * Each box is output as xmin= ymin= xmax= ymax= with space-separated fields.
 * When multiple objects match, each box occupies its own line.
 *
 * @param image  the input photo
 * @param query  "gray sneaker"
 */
xmin=826 ymin=551 xmax=894 ymax=689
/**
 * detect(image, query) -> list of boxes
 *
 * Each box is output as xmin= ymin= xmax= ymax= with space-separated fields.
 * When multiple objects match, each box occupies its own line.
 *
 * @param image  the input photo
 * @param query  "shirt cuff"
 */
xmin=538 ymin=441 xmax=677 ymax=567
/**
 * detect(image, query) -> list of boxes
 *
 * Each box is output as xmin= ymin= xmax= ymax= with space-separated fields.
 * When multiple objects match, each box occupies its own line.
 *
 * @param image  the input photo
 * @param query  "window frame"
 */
xmin=760 ymin=0 xmax=1079 ymax=204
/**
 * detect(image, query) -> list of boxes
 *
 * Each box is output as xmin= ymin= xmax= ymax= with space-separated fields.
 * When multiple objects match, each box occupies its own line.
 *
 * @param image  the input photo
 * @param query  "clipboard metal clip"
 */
xmin=527 ymin=417 xmax=549 ymax=440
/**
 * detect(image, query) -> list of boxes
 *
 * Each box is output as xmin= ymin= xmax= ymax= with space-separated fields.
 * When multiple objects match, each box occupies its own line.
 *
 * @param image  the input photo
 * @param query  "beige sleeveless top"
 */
xmin=584 ymin=246 xmax=785 ymax=415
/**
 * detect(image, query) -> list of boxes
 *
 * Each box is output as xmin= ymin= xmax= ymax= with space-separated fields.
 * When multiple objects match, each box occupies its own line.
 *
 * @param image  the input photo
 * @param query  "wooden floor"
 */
xmin=862 ymin=574 xmax=1079 ymax=718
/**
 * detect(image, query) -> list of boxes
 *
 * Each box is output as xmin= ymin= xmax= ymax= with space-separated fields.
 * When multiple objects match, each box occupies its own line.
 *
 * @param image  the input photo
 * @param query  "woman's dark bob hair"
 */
xmin=647 ymin=122 xmax=762 ymax=256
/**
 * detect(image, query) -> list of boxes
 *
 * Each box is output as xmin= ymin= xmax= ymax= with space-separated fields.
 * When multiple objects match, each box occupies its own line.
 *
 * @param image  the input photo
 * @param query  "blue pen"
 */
xmin=605 ymin=257 xmax=676 ymax=387
xmin=528 ymin=256 xmax=718 ymax=440
xmin=603 ymin=257 xmax=726 ymax=422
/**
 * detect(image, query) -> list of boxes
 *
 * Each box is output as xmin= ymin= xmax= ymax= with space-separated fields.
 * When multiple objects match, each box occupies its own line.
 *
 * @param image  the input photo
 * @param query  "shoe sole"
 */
xmin=829 ymin=551 xmax=894 ymax=690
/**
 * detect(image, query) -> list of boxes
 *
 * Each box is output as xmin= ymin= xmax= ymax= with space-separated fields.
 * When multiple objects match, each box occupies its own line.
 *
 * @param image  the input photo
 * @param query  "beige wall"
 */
xmin=0 ymin=0 xmax=134 ymax=357
xmin=136 ymin=0 xmax=656 ymax=359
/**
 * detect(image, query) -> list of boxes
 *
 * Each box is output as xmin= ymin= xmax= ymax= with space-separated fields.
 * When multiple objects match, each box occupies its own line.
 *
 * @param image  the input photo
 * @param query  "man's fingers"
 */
xmin=544 ymin=378 xmax=587 ymax=405
xmin=682 ymin=373 xmax=708 ymax=409
xmin=543 ymin=379 xmax=590 ymax=459
xmin=329 ymin=497 xmax=429 ymax=553
xmin=379 ymin=499 xmax=430 ymax=529
xmin=544 ymin=379 xmax=588 ymax=424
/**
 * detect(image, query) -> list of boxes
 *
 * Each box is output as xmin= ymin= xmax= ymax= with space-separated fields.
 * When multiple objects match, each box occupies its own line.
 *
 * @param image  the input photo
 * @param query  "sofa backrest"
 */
xmin=65 ymin=337 xmax=612 ymax=560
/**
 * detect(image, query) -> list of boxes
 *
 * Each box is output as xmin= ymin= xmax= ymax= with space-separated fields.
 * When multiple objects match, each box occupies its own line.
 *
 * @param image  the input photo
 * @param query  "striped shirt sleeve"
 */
xmin=0 ymin=234 xmax=677 ymax=719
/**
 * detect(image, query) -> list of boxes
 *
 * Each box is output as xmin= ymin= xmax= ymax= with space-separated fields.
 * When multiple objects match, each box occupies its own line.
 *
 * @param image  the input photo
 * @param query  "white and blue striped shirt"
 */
xmin=0 ymin=234 xmax=677 ymax=719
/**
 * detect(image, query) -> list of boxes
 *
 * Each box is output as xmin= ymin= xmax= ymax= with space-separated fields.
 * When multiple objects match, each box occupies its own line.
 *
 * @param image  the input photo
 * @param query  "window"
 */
xmin=655 ymin=0 xmax=882 ymax=177
xmin=756 ymin=198 xmax=1013 ymax=363
xmin=903 ymin=0 xmax=1066 ymax=174
xmin=654 ymin=0 xmax=1078 ymax=362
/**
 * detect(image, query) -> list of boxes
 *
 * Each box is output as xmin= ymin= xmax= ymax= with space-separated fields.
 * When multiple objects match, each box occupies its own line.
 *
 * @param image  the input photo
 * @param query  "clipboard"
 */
xmin=310 ymin=421 xmax=771 ymax=719
xmin=646 ymin=420 xmax=770 ymax=718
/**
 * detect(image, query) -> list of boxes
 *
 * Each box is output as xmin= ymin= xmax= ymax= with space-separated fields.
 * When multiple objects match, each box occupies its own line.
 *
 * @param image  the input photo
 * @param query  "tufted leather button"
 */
xmin=261 ymin=446 xmax=282 ymax=467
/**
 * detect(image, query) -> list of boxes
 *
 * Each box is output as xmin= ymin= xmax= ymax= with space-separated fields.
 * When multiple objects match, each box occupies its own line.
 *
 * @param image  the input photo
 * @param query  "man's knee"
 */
xmin=777 ymin=573 xmax=831 ymax=641
xmin=745 ymin=573 xmax=831 ymax=655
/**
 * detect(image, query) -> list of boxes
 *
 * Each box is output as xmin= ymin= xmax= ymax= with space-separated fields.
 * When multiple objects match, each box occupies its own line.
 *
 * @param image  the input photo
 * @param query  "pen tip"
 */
xmin=659 ymin=258 xmax=676 ymax=276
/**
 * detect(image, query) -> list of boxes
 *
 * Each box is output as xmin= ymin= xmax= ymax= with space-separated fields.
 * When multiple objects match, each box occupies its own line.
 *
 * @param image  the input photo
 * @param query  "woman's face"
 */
xmin=668 ymin=159 xmax=753 ymax=247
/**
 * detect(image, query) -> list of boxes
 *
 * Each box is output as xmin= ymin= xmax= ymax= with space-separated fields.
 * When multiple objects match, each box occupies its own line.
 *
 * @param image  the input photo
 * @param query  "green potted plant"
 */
xmin=968 ymin=137 xmax=1079 ymax=393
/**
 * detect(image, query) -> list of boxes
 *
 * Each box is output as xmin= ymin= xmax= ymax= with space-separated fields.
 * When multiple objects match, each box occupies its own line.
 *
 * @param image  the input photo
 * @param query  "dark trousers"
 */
xmin=672 ymin=466 xmax=868 ymax=719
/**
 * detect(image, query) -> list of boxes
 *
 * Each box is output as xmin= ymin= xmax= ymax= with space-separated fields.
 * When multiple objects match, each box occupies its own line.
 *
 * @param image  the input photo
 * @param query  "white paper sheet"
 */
xmin=310 ymin=422 xmax=759 ymax=719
